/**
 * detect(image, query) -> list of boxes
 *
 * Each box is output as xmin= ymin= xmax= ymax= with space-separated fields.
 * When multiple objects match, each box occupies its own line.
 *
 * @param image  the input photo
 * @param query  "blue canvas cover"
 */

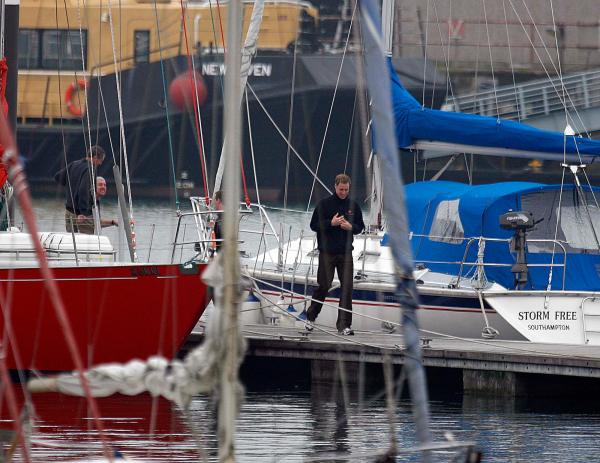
xmin=402 ymin=181 xmax=600 ymax=291
xmin=388 ymin=60 xmax=600 ymax=159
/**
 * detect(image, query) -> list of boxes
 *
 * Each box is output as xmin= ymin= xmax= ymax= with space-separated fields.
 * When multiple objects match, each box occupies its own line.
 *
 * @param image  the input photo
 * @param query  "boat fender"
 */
xmin=65 ymin=79 xmax=87 ymax=117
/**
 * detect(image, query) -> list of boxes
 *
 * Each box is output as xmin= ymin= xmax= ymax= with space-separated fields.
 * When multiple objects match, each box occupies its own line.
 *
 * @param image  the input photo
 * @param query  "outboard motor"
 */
xmin=499 ymin=211 xmax=535 ymax=289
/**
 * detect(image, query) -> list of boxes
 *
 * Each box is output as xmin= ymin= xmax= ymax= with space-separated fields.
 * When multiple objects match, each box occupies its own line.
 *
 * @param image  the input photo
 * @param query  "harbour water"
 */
xmin=8 ymin=195 xmax=600 ymax=461
xmin=7 ymin=386 xmax=600 ymax=462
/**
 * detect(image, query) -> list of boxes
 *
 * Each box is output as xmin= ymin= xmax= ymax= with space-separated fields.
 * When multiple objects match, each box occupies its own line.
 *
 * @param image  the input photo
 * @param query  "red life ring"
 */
xmin=65 ymin=79 xmax=87 ymax=117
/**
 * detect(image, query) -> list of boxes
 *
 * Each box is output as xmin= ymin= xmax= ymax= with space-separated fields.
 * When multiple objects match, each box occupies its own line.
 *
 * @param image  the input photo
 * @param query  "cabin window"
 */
xmin=429 ymin=199 xmax=464 ymax=244
xmin=134 ymin=30 xmax=150 ymax=65
xmin=18 ymin=29 xmax=40 ymax=70
xmin=523 ymin=189 xmax=600 ymax=254
xmin=560 ymin=205 xmax=600 ymax=251
xmin=18 ymin=29 xmax=87 ymax=71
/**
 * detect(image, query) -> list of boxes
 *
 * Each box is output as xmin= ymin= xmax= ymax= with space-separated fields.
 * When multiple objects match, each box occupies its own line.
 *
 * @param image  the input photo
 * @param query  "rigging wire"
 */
xmin=306 ymin=0 xmax=358 ymax=211
xmin=481 ymin=0 xmax=500 ymax=120
xmin=247 ymin=83 xmax=331 ymax=195
xmin=501 ymin=0 xmax=521 ymax=121
xmin=178 ymin=0 xmax=210 ymax=201
xmin=508 ymin=0 xmax=590 ymax=138
xmin=152 ymin=0 xmax=180 ymax=209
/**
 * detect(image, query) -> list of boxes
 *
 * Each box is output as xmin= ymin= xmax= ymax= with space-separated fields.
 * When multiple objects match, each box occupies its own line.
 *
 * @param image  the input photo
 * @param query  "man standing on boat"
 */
xmin=306 ymin=173 xmax=365 ymax=335
xmin=54 ymin=145 xmax=105 ymax=234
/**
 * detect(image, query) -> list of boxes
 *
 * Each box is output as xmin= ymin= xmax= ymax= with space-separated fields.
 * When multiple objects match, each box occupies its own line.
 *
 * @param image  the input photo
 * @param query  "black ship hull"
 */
xmin=19 ymin=53 xmax=446 ymax=202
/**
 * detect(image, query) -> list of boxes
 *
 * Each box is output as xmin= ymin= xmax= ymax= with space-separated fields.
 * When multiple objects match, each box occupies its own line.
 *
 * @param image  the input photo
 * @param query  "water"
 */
xmin=9 ymin=196 xmax=600 ymax=461
xmin=16 ymin=194 xmax=312 ymax=264
xmin=4 ymin=386 xmax=600 ymax=462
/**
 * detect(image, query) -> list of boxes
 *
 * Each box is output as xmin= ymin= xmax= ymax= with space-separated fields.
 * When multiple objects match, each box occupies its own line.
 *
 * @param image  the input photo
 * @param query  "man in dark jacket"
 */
xmin=306 ymin=173 xmax=365 ymax=335
xmin=54 ymin=145 xmax=105 ymax=234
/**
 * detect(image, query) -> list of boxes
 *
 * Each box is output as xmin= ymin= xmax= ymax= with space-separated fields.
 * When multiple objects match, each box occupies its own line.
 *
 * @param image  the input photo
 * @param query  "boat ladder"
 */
xmin=581 ymin=297 xmax=600 ymax=344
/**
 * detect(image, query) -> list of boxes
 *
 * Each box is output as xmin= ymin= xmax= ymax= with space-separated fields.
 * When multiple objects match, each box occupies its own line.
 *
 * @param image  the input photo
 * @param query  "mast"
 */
xmin=219 ymin=0 xmax=243 ymax=461
xmin=360 ymin=0 xmax=433 ymax=459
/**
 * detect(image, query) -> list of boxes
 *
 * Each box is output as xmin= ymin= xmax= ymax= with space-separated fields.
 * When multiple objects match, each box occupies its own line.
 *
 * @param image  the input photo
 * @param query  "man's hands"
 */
xmin=331 ymin=213 xmax=352 ymax=231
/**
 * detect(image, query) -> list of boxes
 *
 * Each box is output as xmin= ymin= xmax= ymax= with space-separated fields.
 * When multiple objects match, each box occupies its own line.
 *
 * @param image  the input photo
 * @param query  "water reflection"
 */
xmin=2 ymin=385 xmax=600 ymax=461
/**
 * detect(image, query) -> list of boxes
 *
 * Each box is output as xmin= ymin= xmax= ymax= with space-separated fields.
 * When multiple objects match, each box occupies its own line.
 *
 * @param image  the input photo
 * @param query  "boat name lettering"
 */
xmin=518 ymin=311 xmax=549 ymax=321
xmin=202 ymin=63 xmax=272 ymax=77
xmin=527 ymin=324 xmax=570 ymax=331
xmin=554 ymin=311 xmax=577 ymax=320
xmin=518 ymin=310 xmax=577 ymax=321
xmin=131 ymin=266 xmax=160 ymax=277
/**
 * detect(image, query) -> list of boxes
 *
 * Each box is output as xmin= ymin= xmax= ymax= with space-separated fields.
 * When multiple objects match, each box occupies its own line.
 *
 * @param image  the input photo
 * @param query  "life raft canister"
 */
xmin=65 ymin=79 xmax=87 ymax=117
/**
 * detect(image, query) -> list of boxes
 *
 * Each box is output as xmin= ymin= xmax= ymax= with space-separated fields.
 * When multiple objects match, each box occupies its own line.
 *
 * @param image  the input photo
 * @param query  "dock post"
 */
xmin=463 ymin=369 xmax=525 ymax=396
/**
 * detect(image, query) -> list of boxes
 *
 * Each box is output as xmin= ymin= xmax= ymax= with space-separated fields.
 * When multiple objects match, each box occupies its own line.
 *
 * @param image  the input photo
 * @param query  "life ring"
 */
xmin=65 ymin=79 xmax=87 ymax=117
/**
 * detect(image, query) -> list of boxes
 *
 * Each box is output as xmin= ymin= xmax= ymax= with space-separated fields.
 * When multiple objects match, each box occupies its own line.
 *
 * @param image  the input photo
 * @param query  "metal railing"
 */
xmin=445 ymin=69 xmax=600 ymax=122
xmin=413 ymin=235 xmax=568 ymax=290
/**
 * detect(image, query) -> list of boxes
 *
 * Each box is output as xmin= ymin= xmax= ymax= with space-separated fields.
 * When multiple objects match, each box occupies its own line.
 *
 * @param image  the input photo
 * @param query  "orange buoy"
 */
xmin=65 ymin=79 xmax=87 ymax=117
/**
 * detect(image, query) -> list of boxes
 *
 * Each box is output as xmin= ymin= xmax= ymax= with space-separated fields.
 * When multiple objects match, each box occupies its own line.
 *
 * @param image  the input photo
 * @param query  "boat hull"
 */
xmin=248 ymin=275 xmax=524 ymax=341
xmin=0 ymin=262 xmax=208 ymax=371
xmin=484 ymin=291 xmax=600 ymax=345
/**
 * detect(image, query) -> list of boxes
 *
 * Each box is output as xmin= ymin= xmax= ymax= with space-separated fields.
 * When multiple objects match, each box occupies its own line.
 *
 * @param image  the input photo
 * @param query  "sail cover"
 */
xmin=390 ymin=60 xmax=600 ymax=161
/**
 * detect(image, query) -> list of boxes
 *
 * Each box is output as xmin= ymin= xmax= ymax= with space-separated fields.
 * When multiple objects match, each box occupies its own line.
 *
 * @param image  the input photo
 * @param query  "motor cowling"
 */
xmin=499 ymin=211 xmax=535 ymax=289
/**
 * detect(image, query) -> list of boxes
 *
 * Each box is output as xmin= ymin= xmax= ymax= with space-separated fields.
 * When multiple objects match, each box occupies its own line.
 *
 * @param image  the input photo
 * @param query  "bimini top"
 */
xmin=388 ymin=59 xmax=600 ymax=162
xmin=404 ymin=181 xmax=600 ymax=291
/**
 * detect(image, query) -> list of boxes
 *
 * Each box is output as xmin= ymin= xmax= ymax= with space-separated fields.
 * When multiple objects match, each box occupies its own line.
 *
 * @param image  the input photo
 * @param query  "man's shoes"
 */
xmin=339 ymin=327 xmax=354 ymax=336
xmin=305 ymin=320 xmax=314 ymax=332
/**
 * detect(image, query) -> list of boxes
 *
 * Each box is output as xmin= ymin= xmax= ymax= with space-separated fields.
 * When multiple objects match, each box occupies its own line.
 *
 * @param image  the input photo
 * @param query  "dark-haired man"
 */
xmin=306 ymin=173 xmax=365 ymax=335
xmin=55 ymin=145 xmax=105 ymax=234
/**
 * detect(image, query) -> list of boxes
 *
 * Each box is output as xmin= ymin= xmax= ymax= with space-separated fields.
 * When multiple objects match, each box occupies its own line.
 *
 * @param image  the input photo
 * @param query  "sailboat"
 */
xmin=0 ymin=1 xmax=210 ymax=373
xmin=224 ymin=4 xmax=600 ymax=347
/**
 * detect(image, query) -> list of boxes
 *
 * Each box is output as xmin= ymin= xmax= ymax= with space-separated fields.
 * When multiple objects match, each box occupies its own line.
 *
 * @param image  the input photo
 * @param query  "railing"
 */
xmin=445 ymin=69 xmax=600 ymax=122
xmin=172 ymin=197 xmax=282 ymax=264
xmin=409 ymin=234 xmax=568 ymax=291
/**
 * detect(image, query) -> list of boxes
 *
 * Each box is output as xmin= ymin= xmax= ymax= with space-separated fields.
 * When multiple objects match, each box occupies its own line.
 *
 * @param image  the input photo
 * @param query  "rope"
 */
xmin=178 ymin=0 xmax=210 ymax=201
xmin=152 ymin=0 xmax=179 ymax=209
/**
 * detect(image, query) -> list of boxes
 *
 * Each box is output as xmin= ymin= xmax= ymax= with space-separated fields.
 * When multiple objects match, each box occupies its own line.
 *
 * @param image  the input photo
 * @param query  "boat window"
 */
xmin=134 ymin=30 xmax=150 ymax=65
xmin=560 ymin=205 xmax=600 ymax=251
xmin=41 ymin=30 xmax=87 ymax=71
xmin=429 ymin=199 xmax=464 ymax=244
xmin=523 ymin=189 xmax=600 ymax=254
xmin=18 ymin=29 xmax=40 ymax=70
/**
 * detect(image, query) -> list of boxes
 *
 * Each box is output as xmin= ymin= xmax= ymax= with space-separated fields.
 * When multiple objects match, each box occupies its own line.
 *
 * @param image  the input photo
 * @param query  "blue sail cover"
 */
xmin=402 ymin=181 xmax=600 ymax=291
xmin=389 ymin=60 xmax=600 ymax=159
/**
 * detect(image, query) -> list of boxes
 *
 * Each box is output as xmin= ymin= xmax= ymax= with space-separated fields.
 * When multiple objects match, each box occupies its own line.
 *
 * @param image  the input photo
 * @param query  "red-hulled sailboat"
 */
xmin=0 ymin=45 xmax=208 ymax=373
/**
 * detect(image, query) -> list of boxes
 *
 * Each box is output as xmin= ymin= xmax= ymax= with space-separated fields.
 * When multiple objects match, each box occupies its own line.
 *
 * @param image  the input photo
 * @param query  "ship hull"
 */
xmin=19 ymin=53 xmax=445 ymax=200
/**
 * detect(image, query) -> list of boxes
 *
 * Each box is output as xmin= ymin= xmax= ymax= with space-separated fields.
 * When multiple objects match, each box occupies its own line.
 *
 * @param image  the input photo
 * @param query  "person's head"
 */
xmin=214 ymin=190 xmax=223 ymax=209
xmin=334 ymin=173 xmax=351 ymax=200
xmin=96 ymin=176 xmax=107 ymax=198
xmin=88 ymin=145 xmax=106 ymax=167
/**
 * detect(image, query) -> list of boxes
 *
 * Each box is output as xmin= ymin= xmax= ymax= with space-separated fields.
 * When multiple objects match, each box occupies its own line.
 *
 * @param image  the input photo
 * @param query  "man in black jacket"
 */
xmin=54 ymin=145 xmax=105 ymax=234
xmin=306 ymin=173 xmax=365 ymax=335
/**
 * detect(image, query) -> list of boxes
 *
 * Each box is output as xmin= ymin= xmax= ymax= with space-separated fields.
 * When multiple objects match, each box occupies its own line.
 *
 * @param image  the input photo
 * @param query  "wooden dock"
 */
xmin=185 ymin=323 xmax=600 ymax=396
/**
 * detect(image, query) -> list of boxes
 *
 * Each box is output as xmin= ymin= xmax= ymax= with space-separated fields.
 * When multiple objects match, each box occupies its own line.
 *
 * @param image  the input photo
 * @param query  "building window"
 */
xmin=134 ymin=30 xmax=150 ymax=64
xmin=18 ymin=29 xmax=87 ymax=71
xmin=18 ymin=29 xmax=40 ymax=70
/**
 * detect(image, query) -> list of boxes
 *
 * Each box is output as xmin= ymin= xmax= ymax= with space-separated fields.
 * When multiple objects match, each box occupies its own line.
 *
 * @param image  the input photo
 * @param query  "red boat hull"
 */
xmin=0 ymin=262 xmax=208 ymax=371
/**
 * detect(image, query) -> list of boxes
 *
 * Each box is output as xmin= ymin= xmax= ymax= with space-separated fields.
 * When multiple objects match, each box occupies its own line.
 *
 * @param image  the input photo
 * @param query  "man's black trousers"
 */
xmin=307 ymin=252 xmax=354 ymax=331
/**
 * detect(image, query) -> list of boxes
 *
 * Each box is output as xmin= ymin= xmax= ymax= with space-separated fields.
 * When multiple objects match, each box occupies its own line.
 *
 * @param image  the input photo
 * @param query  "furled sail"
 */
xmin=390 ymin=61 xmax=600 ymax=162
